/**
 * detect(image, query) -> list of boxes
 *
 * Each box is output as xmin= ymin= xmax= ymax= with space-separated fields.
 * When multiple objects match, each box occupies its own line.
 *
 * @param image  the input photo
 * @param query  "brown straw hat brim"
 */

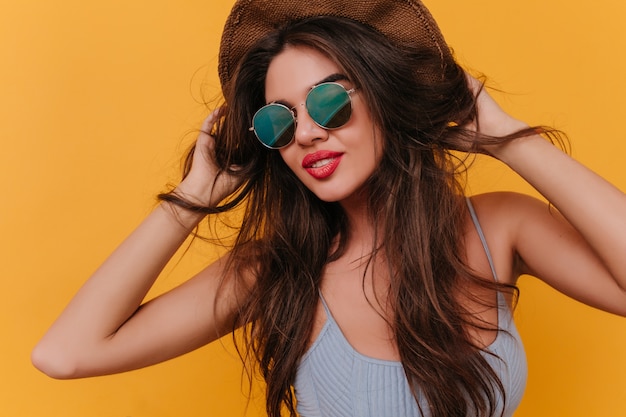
xmin=218 ymin=0 xmax=451 ymax=97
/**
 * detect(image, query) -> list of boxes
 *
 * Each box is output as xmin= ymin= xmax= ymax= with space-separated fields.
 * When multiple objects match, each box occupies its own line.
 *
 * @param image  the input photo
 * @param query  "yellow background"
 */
xmin=2 ymin=0 xmax=626 ymax=415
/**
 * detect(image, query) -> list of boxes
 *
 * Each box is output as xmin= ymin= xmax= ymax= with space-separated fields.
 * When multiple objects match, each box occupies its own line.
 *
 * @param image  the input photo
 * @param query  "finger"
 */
xmin=464 ymin=72 xmax=485 ymax=95
xmin=197 ymin=108 xmax=224 ymax=152
xmin=200 ymin=107 xmax=225 ymax=133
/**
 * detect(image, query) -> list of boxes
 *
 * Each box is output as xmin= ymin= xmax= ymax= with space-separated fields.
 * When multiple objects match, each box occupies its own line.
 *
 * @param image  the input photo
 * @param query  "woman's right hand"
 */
xmin=176 ymin=109 xmax=242 ymax=208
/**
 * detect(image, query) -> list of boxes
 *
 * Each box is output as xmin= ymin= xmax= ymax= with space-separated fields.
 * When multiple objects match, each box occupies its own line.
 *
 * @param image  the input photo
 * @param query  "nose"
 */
xmin=293 ymin=104 xmax=329 ymax=147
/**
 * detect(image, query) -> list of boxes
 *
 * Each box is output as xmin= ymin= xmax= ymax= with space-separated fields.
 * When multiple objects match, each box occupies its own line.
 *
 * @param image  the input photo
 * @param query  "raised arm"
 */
xmin=32 ymin=111 xmax=248 ymax=378
xmin=469 ymin=77 xmax=626 ymax=316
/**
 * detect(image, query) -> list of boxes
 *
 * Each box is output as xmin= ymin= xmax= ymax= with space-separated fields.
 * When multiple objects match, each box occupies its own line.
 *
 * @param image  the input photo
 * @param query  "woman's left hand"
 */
xmin=464 ymin=75 xmax=531 ymax=158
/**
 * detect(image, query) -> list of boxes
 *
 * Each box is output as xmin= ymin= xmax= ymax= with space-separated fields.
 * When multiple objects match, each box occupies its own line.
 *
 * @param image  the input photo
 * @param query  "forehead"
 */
xmin=264 ymin=45 xmax=343 ymax=103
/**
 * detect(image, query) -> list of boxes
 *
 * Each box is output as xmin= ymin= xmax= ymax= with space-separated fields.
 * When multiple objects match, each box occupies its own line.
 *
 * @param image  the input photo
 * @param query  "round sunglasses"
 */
xmin=249 ymin=82 xmax=356 ymax=149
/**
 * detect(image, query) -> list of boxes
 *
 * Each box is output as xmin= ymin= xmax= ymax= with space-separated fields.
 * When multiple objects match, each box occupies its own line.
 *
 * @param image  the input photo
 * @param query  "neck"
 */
xmin=340 ymin=188 xmax=379 ymax=251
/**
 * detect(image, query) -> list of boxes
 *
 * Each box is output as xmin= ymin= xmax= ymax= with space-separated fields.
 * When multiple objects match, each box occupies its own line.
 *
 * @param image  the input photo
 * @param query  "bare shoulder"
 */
xmin=468 ymin=191 xmax=552 ymax=239
xmin=469 ymin=192 xmax=626 ymax=315
xmin=469 ymin=191 xmax=546 ymax=217
xmin=464 ymin=192 xmax=550 ymax=285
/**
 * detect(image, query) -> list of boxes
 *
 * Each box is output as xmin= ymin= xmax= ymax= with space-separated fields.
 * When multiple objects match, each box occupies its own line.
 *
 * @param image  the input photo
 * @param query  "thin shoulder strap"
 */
xmin=466 ymin=197 xmax=499 ymax=282
xmin=318 ymin=291 xmax=335 ymax=321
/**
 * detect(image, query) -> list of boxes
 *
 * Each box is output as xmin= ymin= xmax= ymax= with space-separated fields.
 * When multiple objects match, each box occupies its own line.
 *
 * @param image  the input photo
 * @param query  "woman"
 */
xmin=32 ymin=1 xmax=626 ymax=416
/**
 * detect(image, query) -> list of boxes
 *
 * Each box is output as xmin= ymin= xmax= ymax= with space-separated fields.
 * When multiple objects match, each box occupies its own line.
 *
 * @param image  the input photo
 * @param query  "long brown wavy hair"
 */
xmin=160 ymin=16 xmax=539 ymax=417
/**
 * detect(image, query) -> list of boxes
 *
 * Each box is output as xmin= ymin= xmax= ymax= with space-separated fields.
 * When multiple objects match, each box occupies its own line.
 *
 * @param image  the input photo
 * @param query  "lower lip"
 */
xmin=304 ymin=155 xmax=343 ymax=179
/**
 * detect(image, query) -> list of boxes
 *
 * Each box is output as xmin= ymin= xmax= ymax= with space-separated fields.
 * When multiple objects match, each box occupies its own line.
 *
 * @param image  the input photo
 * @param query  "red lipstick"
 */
xmin=302 ymin=151 xmax=343 ymax=179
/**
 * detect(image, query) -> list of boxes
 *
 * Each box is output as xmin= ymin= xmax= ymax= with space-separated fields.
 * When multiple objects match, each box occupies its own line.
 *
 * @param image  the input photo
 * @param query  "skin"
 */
xmin=270 ymin=46 xmax=383 ymax=205
xmin=32 ymin=44 xmax=626 ymax=378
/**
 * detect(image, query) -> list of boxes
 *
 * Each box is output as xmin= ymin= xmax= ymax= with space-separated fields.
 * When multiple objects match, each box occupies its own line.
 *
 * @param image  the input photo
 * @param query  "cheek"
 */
xmin=350 ymin=104 xmax=383 ymax=149
xmin=278 ymin=147 xmax=299 ymax=172
xmin=362 ymin=126 xmax=384 ymax=166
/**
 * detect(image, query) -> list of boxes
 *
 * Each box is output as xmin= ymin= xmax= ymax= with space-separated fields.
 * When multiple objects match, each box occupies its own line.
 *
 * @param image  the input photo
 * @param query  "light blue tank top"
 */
xmin=294 ymin=198 xmax=527 ymax=416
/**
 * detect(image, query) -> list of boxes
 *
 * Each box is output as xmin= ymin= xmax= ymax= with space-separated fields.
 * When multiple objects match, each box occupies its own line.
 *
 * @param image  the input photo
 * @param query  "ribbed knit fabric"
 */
xmin=293 ymin=198 xmax=527 ymax=417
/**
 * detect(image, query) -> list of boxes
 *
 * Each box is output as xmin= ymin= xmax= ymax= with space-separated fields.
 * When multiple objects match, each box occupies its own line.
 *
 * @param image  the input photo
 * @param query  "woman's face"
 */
xmin=264 ymin=45 xmax=383 ymax=204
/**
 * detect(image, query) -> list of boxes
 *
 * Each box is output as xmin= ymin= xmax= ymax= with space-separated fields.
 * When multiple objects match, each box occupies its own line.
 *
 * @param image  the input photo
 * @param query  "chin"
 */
xmin=311 ymin=192 xmax=345 ymax=203
xmin=310 ymin=184 xmax=368 ymax=205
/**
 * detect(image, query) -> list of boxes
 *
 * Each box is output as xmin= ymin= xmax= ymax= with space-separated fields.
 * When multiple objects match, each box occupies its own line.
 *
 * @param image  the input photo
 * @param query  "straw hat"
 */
xmin=218 ymin=0 xmax=452 ymax=97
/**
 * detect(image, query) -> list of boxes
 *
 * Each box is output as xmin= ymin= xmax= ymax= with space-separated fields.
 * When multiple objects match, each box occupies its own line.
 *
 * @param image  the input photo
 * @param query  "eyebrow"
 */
xmin=317 ymin=73 xmax=349 ymax=85
xmin=268 ymin=73 xmax=350 ymax=107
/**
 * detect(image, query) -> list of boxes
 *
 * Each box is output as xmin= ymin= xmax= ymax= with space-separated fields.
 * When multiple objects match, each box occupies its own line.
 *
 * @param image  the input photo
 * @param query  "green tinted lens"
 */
xmin=306 ymin=83 xmax=352 ymax=129
xmin=252 ymin=104 xmax=295 ymax=148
